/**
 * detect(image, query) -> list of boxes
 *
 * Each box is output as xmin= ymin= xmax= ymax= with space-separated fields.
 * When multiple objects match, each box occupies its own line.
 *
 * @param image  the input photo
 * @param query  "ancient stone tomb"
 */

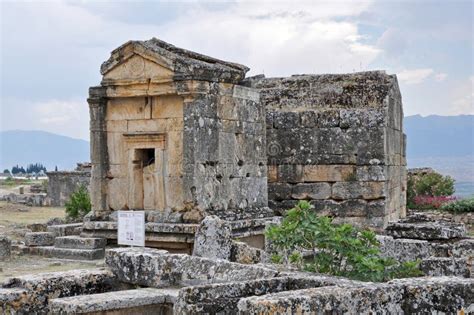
xmin=88 ymin=38 xmax=268 ymax=219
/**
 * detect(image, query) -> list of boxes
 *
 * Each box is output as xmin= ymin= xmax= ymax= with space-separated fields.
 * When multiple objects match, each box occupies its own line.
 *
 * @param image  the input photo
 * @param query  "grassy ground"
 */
xmin=0 ymin=255 xmax=103 ymax=282
xmin=0 ymin=178 xmax=45 ymax=188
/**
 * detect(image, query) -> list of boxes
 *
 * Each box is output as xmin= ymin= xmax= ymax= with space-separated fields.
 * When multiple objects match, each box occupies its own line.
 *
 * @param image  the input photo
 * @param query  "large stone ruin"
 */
xmin=247 ymin=72 xmax=406 ymax=229
xmin=83 ymin=38 xmax=406 ymax=253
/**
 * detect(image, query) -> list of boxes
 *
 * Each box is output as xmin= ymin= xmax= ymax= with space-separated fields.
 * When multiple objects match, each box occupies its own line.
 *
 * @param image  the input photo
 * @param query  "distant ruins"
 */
xmin=83 ymin=38 xmax=406 ymax=249
xmin=46 ymin=163 xmax=91 ymax=206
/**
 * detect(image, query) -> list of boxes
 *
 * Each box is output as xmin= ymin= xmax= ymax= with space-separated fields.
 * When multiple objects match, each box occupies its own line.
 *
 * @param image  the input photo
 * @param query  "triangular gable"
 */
xmin=100 ymin=38 xmax=250 ymax=84
xmin=103 ymin=53 xmax=174 ymax=82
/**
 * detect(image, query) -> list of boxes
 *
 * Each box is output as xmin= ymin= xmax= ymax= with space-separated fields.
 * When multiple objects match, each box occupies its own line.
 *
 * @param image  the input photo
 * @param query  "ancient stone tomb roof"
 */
xmin=100 ymin=37 xmax=249 ymax=84
xmin=245 ymin=71 xmax=401 ymax=109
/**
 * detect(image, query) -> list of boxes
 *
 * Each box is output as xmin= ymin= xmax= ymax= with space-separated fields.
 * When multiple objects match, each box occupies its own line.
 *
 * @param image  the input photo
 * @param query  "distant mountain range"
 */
xmin=0 ymin=115 xmax=473 ymax=178
xmin=0 ymin=130 xmax=89 ymax=172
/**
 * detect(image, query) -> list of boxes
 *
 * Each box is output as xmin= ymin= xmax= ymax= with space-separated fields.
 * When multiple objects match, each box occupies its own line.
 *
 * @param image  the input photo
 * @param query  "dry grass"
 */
xmin=0 ymin=255 xmax=102 ymax=282
xmin=0 ymin=201 xmax=65 ymax=225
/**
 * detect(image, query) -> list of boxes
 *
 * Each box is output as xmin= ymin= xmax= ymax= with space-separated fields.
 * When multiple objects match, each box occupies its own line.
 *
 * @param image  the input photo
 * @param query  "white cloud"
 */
xmin=434 ymin=72 xmax=448 ymax=82
xmin=398 ymin=68 xmax=434 ymax=84
xmin=1 ymin=97 xmax=90 ymax=140
xmin=450 ymin=76 xmax=474 ymax=115
xmin=157 ymin=1 xmax=380 ymax=76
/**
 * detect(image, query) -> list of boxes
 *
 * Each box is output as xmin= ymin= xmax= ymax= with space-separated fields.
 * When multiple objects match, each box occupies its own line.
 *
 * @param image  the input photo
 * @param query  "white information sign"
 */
xmin=117 ymin=211 xmax=145 ymax=247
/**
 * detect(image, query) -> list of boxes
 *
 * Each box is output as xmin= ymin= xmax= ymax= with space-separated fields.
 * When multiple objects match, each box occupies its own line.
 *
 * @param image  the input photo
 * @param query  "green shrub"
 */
xmin=65 ymin=185 xmax=91 ymax=220
xmin=441 ymin=197 xmax=474 ymax=213
xmin=415 ymin=172 xmax=455 ymax=196
xmin=266 ymin=201 xmax=422 ymax=282
xmin=407 ymin=171 xmax=455 ymax=209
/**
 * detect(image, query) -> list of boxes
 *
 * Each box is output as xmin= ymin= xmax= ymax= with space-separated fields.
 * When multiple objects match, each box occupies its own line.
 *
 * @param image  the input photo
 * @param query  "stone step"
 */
xmin=385 ymin=221 xmax=466 ymax=240
xmin=49 ymin=288 xmax=179 ymax=314
xmin=55 ymin=236 xmax=106 ymax=250
xmin=24 ymin=232 xmax=55 ymax=246
xmin=47 ymin=223 xmax=83 ymax=237
xmin=28 ymin=246 xmax=105 ymax=260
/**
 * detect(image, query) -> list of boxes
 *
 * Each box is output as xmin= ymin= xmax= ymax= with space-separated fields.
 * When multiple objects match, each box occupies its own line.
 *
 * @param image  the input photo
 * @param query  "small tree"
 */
xmin=266 ymin=201 xmax=421 ymax=282
xmin=3 ymin=169 xmax=10 ymax=174
xmin=65 ymin=185 xmax=91 ymax=220
xmin=407 ymin=171 xmax=455 ymax=209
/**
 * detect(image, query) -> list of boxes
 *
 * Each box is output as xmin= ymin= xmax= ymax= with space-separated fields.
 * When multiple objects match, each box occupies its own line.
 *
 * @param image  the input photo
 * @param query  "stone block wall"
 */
xmin=46 ymin=171 xmax=91 ymax=206
xmin=246 ymin=71 xmax=406 ymax=229
xmin=182 ymin=83 xmax=268 ymax=219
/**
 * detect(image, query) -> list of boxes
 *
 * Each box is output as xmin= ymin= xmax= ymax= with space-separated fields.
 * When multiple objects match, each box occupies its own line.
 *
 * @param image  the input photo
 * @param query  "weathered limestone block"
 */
xmin=332 ymin=181 xmax=385 ymax=200
xmin=47 ymin=223 xmax=83 ymax=237
xmin=377 ymin=235 xmax=432 ymax=262
xmin=1 ymin=269 xmax=120 ymax=314
xmin=356 ymin=166 xmax=386 ymax=181
xmin=106 ymin=248 xmax=278 ymax=288
xmin=54 ymin=236 xmax=106 ymax=250
xmin=268 ymin=183 xmax=292 ymax=201
xmin=420 ymin=258 xmax=471 ymax=277
xmin=291 ymin=183 xmax=331 ymax=200
xmin=192 ymin=215 xmax=232 ymax=260
xmin=385 ymin=221 xmax=466 ymax=240
xmin=0 ymin=235 xmax=11 ymax=260
xmin=147 ymin=209 xmax=183 ymax=223
xmin=49 ymin=288 xmax=178 ymax=314
xmin=302 ymin=165 xmax=355 ymax=182
xmin=24 ymin=232 xmax=55 ymax=246
xmin=388 ymin=276 xmax=474 ymax=314
xmin=237 ymin=284 xmax=404 ymax=314
xmin=452 ymin=239 xmax=474 ymax=258
xmin=230 ymin=241 xmax=266 ymax=264
xmin=28 ymin=246 xmax=105 ymax=260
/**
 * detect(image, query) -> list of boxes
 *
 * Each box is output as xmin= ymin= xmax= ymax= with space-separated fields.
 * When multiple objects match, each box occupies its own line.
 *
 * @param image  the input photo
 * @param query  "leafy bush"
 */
xmin=441 ymin=197 xmax=474 ymax=213
xmin=266 ymin=201 xmax=422 ymax=282
xmin=65 ymin=185 xmax=91 ymax=220
xmin=407 ymin=171 xmax=455 ymax=209
xmin=415 ymin=172 xmax=455 ymax=196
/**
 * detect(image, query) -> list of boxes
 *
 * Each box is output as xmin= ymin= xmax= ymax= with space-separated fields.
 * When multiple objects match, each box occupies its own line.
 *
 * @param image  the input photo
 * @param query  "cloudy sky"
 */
xmin=1 ymin=0 xmax=472 ymax=140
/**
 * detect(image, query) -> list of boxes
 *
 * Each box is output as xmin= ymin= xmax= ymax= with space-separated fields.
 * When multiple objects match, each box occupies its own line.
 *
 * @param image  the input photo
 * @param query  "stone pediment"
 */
xmin=101 ymin=38 xmax=249 ymax=84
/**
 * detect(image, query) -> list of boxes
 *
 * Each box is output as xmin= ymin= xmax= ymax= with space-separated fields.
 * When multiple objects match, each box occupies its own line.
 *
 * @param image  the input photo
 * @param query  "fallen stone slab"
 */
xmin=420 ymin=257 xmax=471 ymax=277
xmin=238 ymin=284 xmax=404 ymax=314
xmin=1 ymin=269 xmax=121 ymax=314
xmin=49 ymin=287 xmax=179 ymax=314
xmin=238 ymin=276 xmax=474 ymax=314
xmin=385 ymin=221 xmax=466 ymax=240
xmin=24 ymin=232 xmax=55 ymax=246
xmin=28 ymin=246 xmax=105 ymax=260
xmin=54 ymin=236 xmax=106 ymax=250
xmin=106 ymin=247 xmax=278 ymax=288
xmin=47 ymin=223 xmax=83 ymax=237
xmin=389 ymin=276 xmax=474 ymax=314
xmin=0 ymin=235 xmax=11 ymax=260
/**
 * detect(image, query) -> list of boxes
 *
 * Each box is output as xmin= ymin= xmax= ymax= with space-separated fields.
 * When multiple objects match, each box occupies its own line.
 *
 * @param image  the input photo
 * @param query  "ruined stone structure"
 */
xmin=84 ymin=38 xmax=271 ymax=250
xmin=46 ymin=163 xmax=91 ymax=206
xmin=247 ymin=72 xmax=407 ymax=229
xmin=84 ymin=38 xmax=406 ymax=249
